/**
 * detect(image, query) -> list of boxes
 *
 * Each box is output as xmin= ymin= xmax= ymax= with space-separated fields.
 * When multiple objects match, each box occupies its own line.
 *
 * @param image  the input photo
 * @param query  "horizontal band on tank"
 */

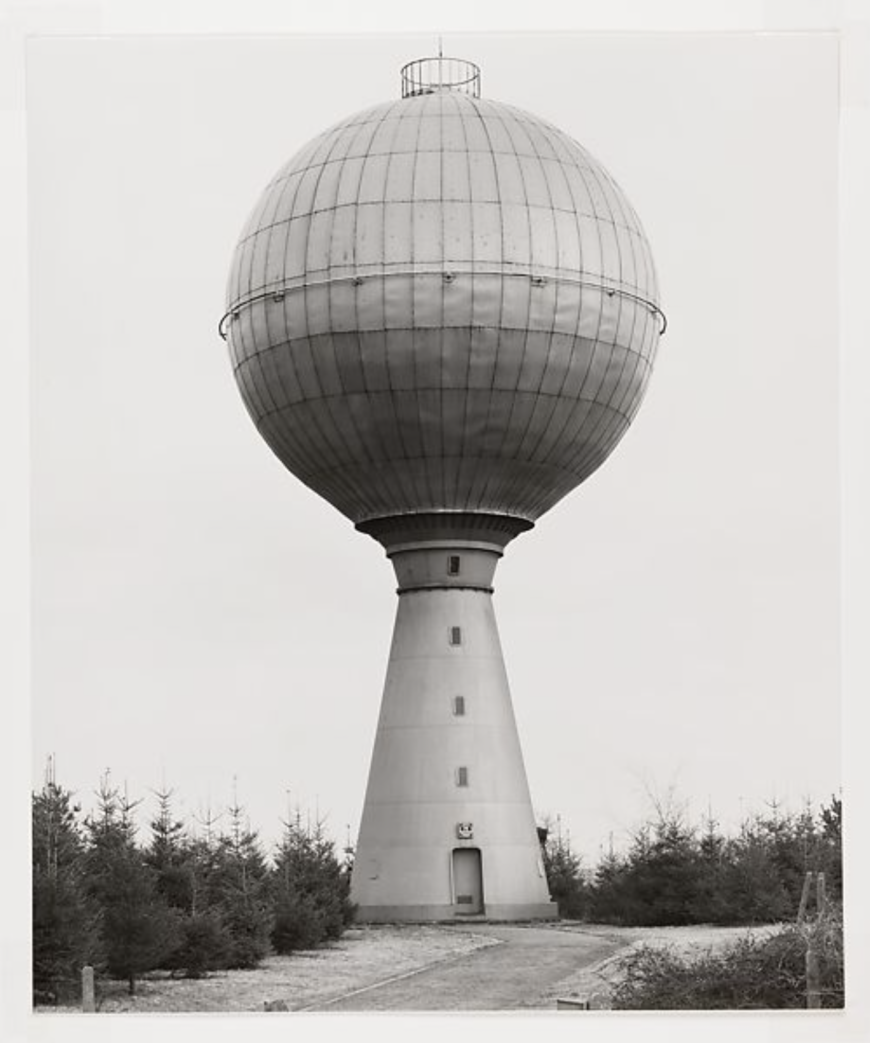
xmin=219 ymin=268 xmax=667 ymax=340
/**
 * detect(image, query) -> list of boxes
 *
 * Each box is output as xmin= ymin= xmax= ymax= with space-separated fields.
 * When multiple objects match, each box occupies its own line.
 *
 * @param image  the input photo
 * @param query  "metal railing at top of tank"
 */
xmin=400 ymin=57 xmax=481 ymax=98
xmin=218 ymin=269 xmax=667 ymax=340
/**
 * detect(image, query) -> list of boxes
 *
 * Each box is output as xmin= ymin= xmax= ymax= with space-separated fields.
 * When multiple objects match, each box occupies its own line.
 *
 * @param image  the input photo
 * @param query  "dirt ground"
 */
xmin=35 ymin=921 xmax=777 ymax=1014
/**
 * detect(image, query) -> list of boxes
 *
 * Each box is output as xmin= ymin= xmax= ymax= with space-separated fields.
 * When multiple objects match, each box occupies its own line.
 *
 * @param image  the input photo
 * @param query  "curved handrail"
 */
xmin=400 ymin=56 xmax=481 ymax=98
xmin=218 ymin=269 xmax=667 ymax=341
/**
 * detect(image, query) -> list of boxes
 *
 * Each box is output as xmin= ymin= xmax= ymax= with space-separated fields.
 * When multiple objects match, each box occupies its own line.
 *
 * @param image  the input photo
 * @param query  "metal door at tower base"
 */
xmin=452 ymin=847 xmax=484 ymax=914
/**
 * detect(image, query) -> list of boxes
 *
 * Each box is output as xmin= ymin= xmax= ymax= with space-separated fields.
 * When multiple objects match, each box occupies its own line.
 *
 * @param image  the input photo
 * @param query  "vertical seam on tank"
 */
xmin=465 ymin=99 xmax=506 ymax=514
xmin=500 ymin=113 xmax=563 ymax=512
xmin=276 ymin=128 xmax=347 ymax=490
xmin=527 ymin=124 xmax=593 ymax=483
xmin=320 ymin=116 xmax=382 ymax=510
xmin=474 ymin=102 xmax=516 ymax=512
xmin=483 ymin=109 xmax=534 ymax=515
xmin=596 ymin=172 xmax=647 ymax=446
xmin=257 ymin=170 xmax=313 ymax=479
xmin=455 ymin=97 xmax=476 ymax=512
xmin=436 ymin=91 xmax=447 ymax=512
xmin=546 ymin=151 xmax=609 ymax=481
xmin=262 ymin=131 xmax=350 ymax=486
xmin=368 ymin=99 xmax=416 ymax=514
xmin=387 ymin=101 xmax=423 ymax=508
xmin=322 ymin=137 xmax=381 ymax=520
xmin=277 ymin=132 xmax=343 ymax=481
xmin=567 ymin=159 xmax=632 ymax=478
xmin=300 ymin=117 xmax=373 ymax=503
xmin=403 ymin=97 xmax=425 ymax=486
xmin=246 ymin=183 xmax=284 ymax=442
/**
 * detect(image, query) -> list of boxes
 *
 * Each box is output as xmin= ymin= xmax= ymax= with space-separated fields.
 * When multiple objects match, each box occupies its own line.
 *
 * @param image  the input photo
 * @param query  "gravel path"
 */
xmin=307 ymin=924 xmax=624 ymax=1012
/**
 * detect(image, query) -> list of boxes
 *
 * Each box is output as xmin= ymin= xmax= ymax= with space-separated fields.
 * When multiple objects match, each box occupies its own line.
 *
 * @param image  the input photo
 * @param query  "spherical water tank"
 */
xmin=223 ymin=60 xmax=663 ymax=528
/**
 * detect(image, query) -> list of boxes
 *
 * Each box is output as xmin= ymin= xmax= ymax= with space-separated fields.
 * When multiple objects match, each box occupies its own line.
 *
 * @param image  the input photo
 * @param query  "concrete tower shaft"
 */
xmin=352 ymin=522 xmax=555 ymax=921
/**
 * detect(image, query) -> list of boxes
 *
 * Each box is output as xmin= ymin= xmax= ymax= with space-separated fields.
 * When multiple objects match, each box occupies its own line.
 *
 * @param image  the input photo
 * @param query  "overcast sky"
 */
xmin=26 ymin=31 xmax=843 ymax=871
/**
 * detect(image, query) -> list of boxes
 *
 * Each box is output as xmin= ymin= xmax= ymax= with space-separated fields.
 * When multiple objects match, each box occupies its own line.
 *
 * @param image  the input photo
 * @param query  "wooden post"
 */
xmin=797 ymin=871 xmax=813 ymax=923
xmin=806 ymin=945 xmax=821 ymax=1009
xmin=81 ymin=965 xmax=95 ymax=1013
xmin=803 ymin=870 xmax=829 ymax=1009
xmin=817 ymin=872 xmax=827 ymax=916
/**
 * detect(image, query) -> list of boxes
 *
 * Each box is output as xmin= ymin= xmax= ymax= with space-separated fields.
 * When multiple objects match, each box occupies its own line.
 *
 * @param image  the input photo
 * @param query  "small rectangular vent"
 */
xmin=453 ymin=695 xmax=465 ymax=716
xmin=456 ymin=894 xmax=473 ymax=904
xmin=448 ymin=555 xmax=461 ymax=575
xmin=456 ymin=766 xmax=469 ymax=787
xmin=449 ymin=626 xmax=462 ymax=646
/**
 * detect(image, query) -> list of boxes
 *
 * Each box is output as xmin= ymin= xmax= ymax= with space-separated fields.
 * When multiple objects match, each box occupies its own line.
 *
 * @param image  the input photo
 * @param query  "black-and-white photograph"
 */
xmin=12 ymin=8 xmax=867 ymax=1038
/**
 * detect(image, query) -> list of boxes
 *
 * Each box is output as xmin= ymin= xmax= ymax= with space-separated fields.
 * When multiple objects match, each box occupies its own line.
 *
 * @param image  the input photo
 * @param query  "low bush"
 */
xmin=611 ymin=910 xmax=844 ymax=1010
xmin=163 ymin=911 xmax=234 ymax=978
xmin=271 ymin=892 xmax=325 ymax=954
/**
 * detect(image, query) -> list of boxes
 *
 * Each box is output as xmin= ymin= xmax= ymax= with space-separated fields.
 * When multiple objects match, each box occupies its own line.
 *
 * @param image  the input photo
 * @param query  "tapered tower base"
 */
xmin=351 ymin=514 xmax=557 ymax=923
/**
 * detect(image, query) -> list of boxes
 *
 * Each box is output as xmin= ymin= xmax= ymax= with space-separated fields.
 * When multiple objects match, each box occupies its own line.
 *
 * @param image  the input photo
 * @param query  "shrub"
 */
xmin=163 ymin=911 xmax=234 ymax=978
xmin=271 ymin=891 xmax=325 ymax=954
xmin=32 ymin=871 xmax=103 ymax=1003
xmin=270 ymin=820 xmax=356 ymax=952
xmin=588 ymin=794 xmax=844 ymax=928
xmin=611 ymin=910 xmax=844 ymax=1009
xmin=542 ymin=834 xmax=590 ymax=920
xmin=32 ymin=779 xmax=104 ymax=1003
xmin=219 ymin=892 xmax=274 ymax=968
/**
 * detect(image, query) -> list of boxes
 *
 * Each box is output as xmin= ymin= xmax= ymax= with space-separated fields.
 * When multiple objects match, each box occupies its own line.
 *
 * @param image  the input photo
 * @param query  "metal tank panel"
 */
xmin=224 ymin=91 xmax=662 ymax=525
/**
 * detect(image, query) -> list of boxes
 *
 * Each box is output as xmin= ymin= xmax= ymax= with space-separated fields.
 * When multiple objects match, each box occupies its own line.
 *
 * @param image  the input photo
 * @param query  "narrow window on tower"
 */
xmin=448 ymin=554 xmax=461 ymax=576
xmin=456 ymin=766 xmax=469 ymax=787
xmin=453 ymin=695 xmax=466 ymax=716
xmin=449 ymin=626 xmax=462 ymax=646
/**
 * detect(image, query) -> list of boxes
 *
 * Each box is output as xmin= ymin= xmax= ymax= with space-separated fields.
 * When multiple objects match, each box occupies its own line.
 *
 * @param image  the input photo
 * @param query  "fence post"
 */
xmin=817 ymin=873 xmax=827 ymax=916
xmin=803 ymin=871 xmax=829 ymax=1009
xmin=806 ymin=944 xmax=821 ymax=1009
xmin=797 ymin=871 xmax=813 ymax=923
xmin=81 ymin=965 xmax=95 ymax=1013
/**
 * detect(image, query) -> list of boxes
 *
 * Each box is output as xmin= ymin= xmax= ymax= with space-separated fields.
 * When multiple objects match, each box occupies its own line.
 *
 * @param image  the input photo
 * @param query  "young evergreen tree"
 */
xmin=142 ymin=787 xmax=236 ymax=978
xmin=689 ymin=812 xmax=730 ymax=923
xmin=720 ymin=815 xmax=796 ymax=924
xmin=589 ymin=794 xmax=844 ymax=928
xmin=144 ymin=786 xmax=195 ymax=913
xmin=818 ymin=794 xmax=843 ymax=901
xmin=208 ymin=793 xmax=273 ymax=968
xmin=83 ymin=774 xmax=181 ymax=994
xmin=270 ymin=814 xmax=355 ymax=954
xmin=589 ymin=839 xmax=630 ymax=924
xmin=187 ymin=802 xmax=224 ymax=916
xmin=163 ymin=910 xmax=233 ymax=979
xmin=31 ymin=766 xmax=103 ymax=1003
xmin=541 ymin=826 xmax=590 ymax=920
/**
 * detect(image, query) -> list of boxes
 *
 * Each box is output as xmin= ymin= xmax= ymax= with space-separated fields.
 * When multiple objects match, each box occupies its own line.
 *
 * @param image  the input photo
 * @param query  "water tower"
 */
xmin=220 ymin=56 xmax=664 ymax=921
